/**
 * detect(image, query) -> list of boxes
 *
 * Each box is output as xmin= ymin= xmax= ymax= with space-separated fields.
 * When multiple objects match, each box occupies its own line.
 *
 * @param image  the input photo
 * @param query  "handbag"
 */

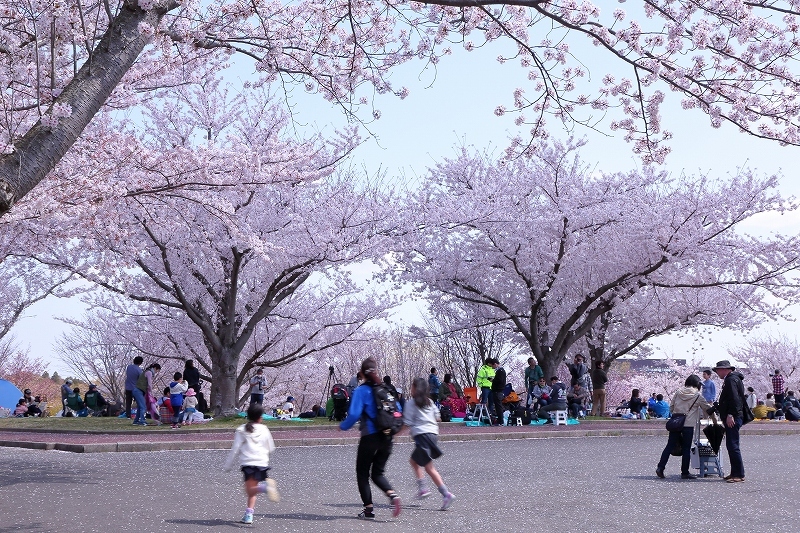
xmin=665 ymin=396 xmax=698 ymax=431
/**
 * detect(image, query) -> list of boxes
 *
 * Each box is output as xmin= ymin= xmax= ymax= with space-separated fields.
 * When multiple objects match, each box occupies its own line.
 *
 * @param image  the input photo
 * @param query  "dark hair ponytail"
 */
xmin=412 ymin=377 xmax=431 ymax=409
xmin=245 ymin=403 xmax=264 ymax=433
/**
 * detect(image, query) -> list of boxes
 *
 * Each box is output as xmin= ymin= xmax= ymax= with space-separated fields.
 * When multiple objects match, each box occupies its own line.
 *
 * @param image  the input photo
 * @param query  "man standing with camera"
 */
xmin=713 ymin=360 xmax=746 ymax=483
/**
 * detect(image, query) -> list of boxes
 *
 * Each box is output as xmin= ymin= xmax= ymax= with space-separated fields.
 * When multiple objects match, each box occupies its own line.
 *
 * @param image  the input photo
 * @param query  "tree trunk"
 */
xmin=0 ymin=2 xmax=176 ymax=215
xmin=209 ymin=348 xmax=241 ymax=416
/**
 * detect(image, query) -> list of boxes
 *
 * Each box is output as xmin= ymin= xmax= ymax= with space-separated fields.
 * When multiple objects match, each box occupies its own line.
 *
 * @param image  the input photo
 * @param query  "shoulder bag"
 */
xmin=665 ymin=396 xmax=699 ymax=432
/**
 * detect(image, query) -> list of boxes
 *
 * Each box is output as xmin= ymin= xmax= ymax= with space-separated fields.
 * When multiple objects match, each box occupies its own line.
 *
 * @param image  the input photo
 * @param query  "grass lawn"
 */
xmin=0 ymin=415 xmax=339 ymax=432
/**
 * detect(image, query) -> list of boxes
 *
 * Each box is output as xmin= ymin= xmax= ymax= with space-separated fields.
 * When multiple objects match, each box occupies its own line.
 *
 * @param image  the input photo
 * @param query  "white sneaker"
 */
xmin=241 ymin=511 xmax=253 ymax=524
xmin=440 ymin=492 xmax=455 ymax=511
xmin=265 ymin=478 xmax=280 ymax=502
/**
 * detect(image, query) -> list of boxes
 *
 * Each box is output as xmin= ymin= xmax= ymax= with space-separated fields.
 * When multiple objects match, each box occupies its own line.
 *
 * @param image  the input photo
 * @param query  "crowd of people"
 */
xmin=10 ymin=387 xmax=47 ymax=417
xmin=123 ymin=357 xmax=209 ymax=427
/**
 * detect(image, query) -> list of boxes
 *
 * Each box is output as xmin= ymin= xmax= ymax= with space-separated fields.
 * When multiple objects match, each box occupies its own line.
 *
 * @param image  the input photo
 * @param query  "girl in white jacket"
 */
xmin=224 ymin=403 xmax=279 ymax=524
xmin=403 ymin=377 xmax=455 ymax=511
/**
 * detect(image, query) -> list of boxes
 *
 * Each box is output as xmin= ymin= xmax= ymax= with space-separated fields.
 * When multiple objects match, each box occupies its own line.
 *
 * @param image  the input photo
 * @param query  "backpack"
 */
xmin=136 ymin=370 xmax=148 ymax=392
xmin=440 ymin=404 xmax=452 ymax=422
xmin=368 ymin=383 xmax=403 ymax=437
xmin=331 ymin=384 xmax=349 ymax=401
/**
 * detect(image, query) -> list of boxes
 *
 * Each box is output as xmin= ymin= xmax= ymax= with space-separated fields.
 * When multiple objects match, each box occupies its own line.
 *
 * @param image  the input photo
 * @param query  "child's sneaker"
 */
xmin=440 ymin=492 xmax=455 ymax=511
xmin=264 ymin=479 xmax=280 ymax=502
xmin=416 ymin=488 xmax=432 ymax=499
xmin=357 ymin=508 xmax=375 ymax=519
xmin=390 ymin=494 xmax=401 ymax=517
xmin=241 ymin=511 xmax=253 ymax=524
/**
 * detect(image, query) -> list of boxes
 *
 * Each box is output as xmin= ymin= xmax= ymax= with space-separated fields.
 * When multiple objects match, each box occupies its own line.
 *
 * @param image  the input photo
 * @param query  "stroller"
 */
xmin=329 ymin=383 xmax=350 ymax=421
xmin=690 ymin=414 xmax=724 ymax=478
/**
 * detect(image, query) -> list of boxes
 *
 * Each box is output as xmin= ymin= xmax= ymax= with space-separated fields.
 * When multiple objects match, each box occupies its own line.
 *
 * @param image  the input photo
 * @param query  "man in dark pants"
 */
xmin=124 ymin=356 xmax=144 ymax=419
xmin=490 ymin=359 xmax=506 ymax=425
xmin=339 ymin=357 xmax=402 ymax=520
xmin=714 ymin=360 xmax=746 ymax=483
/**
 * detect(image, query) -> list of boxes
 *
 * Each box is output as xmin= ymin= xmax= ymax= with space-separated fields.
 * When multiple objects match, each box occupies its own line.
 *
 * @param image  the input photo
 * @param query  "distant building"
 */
xmin=616 ymin=359 xmax=687 ymax=372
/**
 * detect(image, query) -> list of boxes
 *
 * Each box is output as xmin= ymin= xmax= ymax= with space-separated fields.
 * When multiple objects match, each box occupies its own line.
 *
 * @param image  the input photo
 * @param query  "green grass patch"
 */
xmin=0 ymin=415 xmax=338 ymax=432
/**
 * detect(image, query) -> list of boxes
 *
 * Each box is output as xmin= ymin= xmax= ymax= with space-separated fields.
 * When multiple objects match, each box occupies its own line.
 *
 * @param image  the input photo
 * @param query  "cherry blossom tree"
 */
xmin=398 ymin=140 xmax=800 ymax=379
xmin=0 ymin=229 xmax=75 ymax=345
xmin=728 ymin=332 xmax=800 ymax=394
xmin=6 ymin=0 xmax=800 ymax=214
xmin=413 ymin=300 xmax=523 ymax=388
xmin=29 ymin=85 xmax=399 ymax=415
xmin=55 ymin=310 xmax=141 ymax=403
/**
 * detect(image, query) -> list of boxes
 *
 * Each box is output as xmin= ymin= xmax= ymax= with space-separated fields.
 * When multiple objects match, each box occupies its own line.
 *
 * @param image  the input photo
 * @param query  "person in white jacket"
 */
xmin=403 ymin=377 xmax=455 ymax=511
xmin=224 ymin=403 xmax=280 ymax=524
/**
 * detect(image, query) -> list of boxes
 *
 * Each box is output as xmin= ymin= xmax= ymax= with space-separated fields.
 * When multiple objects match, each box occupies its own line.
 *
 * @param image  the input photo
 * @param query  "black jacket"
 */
xmin=491 ymin=367 xmax=507 ymax=392
xmin=718 ymin=371 xmax=745 ymax=420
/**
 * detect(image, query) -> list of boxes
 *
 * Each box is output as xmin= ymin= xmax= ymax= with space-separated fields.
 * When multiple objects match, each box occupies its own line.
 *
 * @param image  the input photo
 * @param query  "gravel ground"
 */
xmin=1 ymin=433 xmax=798 ymax=532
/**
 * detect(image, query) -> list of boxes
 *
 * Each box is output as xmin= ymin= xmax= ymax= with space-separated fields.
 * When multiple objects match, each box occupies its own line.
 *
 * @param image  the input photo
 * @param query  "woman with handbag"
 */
xmin=656 ymin=375 xmax=713 ymax=480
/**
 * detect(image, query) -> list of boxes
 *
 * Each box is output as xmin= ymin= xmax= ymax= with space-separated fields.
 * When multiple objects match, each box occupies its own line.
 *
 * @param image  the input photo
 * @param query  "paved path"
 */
xmin=1 ymin=433 xmax=798 ymax=532
xmin=1 ymin=419 xmax=798 ymax=452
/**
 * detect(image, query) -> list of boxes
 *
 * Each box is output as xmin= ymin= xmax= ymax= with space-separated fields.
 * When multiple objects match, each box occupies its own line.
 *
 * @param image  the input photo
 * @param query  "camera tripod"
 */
xmin=321 ymin=365 xmax=337 ymax=407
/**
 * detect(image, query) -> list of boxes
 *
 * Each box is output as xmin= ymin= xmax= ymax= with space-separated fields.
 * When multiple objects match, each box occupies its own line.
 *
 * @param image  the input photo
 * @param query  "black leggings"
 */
xmin=355 ymin=433 xmax=394 ymax=507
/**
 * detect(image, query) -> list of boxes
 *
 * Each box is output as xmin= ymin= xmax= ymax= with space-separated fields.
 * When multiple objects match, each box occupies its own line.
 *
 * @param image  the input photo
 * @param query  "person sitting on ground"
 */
xmin=13 ymin=399 xmax=28 ymax=417
xmin=538 ymin=376 xmax=568 ymax=422
xmin=66 ymin=387 xmax=89 ymax=417
xmin=628 ymin=389 xmax=647 ymax=419
xmin=158 ymin=386 xmax=173 ymax=421
xmin=439 ymin=374 xmax=467 ymax=418
xmin=438 ymin=374 xmax=463 ymax=403
xmin=299 ymin=404 xmax=322 ymax=418
xmin=647 ymin=393 xmax=658 ymax=416
xmin=652 ymin=394 xmax=671 ymax=418
xmin=281 ymin=396 xmax=295 ymax=418
xmin=531 ymin=377 xmax=552 ymax=409
xmin=567 ymin=382 xmax=589 ymax=419
xmin=22 ymin=388 xmax=34 ymax=405
xmin=84 ymin=384 xmax=108 ymax=416
xmin=765 ymin=393 xmax=776 ymax=408
xmin=752 ymin=400 xmax=774 ymax=420
xmin=26 ymin=396 xmax=43 ymax=417
xmin=783 ymin=390 xmax=800 ymax=410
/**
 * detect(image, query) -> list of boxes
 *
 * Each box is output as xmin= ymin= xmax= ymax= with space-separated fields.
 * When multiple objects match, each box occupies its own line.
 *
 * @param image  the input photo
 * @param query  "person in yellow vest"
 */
xmin=476 ymin=359 xmax=496 ymax=407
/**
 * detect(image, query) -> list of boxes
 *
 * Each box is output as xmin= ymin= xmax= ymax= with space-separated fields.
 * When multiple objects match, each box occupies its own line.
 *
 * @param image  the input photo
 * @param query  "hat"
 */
xmin=287 ymin=396 xmax=294 ymax=402
xmin=185 ymin=388 xmax=196 ymax=396
xmin=712 ymin=360 xmax=736 ymax=371
xmin=24 ymin=389 xmax=31 ymax=394
xmin=65 ymin=379 xmax=73 ymax=385
xmin=88 ymin=384 xmax=97 ymax=390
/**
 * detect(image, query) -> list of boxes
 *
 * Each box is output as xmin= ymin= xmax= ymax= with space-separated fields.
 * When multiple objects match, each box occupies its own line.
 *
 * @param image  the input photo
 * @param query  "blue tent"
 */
xmin=0 ymin=378 xmax=23 ymax=410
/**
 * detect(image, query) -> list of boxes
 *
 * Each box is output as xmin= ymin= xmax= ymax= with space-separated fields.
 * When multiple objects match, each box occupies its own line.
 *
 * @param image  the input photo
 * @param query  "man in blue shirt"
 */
xmin=340 ymin=357 xmax=402 ymax=520
xmin=652 ymin=394 xmax=671 ymax=418
xmin=702 ymin=369 xmax=716 ymax=403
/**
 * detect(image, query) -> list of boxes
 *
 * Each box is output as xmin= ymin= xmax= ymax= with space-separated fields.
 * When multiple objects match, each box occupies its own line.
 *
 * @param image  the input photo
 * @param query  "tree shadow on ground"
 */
xmin=0 ymin=523 xmax=54 ymax=533
xmin=0 ymin=463 xmax=94 ymax=488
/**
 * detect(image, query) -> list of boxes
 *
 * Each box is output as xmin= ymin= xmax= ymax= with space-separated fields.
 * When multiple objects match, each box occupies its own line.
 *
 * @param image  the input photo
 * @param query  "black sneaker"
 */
xmin=357 ymin=509 xmax=375 ymax=520
xmin=656 ymin=467 xmax=665 ymax=479
xmin=681 ymin=473 xmax=697 ymax=480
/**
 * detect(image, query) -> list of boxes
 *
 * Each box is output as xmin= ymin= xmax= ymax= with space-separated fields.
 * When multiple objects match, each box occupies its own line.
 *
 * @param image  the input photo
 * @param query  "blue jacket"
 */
xmin=340 ymin=384 xmax=378 ymax=435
